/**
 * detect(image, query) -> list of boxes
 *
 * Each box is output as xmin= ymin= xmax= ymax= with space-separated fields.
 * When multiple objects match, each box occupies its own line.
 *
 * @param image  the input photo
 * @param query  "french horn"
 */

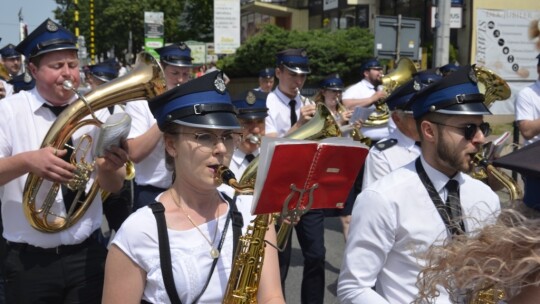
xmin=23 ymin=52 xmax=166 ymax=233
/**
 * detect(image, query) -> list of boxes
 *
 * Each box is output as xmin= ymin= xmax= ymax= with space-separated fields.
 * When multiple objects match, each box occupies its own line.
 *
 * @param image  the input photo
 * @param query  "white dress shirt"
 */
xmin=0 ymin=88 xmax=108 ymax=247
xmin=265 ymin=87 xmax=303 ymax=138
xmin=0 ymin=79 xmax=14 ymax=97
xmin=515 ymin=80 xmax=540 ymax=146
xmin=125 ymin=99 xmax=172 ymax=188
xmin=343 ymin=79 xmax=391 ymax=141
xmin=338 ymin=156 xmax=500 ymax=304
xmin=362 ymin=127 xmax=421 ymax=189
xmin=112 ymin=191 xmax=253 ymax=304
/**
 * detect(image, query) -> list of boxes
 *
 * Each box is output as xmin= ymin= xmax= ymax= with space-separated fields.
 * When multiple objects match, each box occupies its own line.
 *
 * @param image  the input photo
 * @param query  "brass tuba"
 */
xmin=23 ymin=52 xmax=166 ymax=233
xmin=0 ymin=63 xmax=11 ymax=82
xmin=363 ymin=57 xmax=417 ymax=127
xmin=474 ymin=65 xmax=511 ymax=108
xmin=219 ymin=102 xmax=342 ymax=303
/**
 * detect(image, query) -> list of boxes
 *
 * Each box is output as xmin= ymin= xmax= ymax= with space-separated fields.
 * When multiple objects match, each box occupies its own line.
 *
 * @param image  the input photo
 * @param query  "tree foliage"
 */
xmin=53 ymin=0 xmax=213 ymax=62
xmin=220 ymin=24 xmax=375 ymax=86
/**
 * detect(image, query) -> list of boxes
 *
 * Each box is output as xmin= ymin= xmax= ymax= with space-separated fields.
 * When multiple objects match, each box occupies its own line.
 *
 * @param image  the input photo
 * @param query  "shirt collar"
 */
xmin=389 ymin=127 xmax=418 ymax=152
xmin=419 ymin=155 xmax=464 ymax=195
xmin=274 ymin=87 xmax=300 ymax=106
xmin=232 ymin=148 xmax=259 ymax=166
xmin=33 ymin=87 xmax=77 ymax=114
xmin=361 ymin=79 xmax=375 ymax=90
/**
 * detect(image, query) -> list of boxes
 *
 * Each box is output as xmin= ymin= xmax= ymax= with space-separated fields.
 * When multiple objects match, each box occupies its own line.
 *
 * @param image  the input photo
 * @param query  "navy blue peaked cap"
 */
xmin=0 ymin=44 xmax=21 ymax=58
xmin=155 ymin=43 xmax=193 ymax=67
xmin=87 ymin=60 xmax=118 ymax=82
xmin=15 ymin=19 xmax=77 ymax=58
xmin=439 ymin=63 xmax=459 ymax=75
xmin=259 ymin=68 xmax=275 ymax=78
xmin=388 ymin=71 xmax=442 ymax=111
xmin=319 ymin=73 xmax=344 ymax=91
xmin=232 ymin=89 xmax=268 ymax=120
xmin=276 ymin=48 xmax=310 ymax=74
xmin=149 ymin=70 xmax=240 ymax=131
xmin=361 ymin=58 xmax=383 ymax=72
xmin=410 ymin=65 xmax=491 ymax=119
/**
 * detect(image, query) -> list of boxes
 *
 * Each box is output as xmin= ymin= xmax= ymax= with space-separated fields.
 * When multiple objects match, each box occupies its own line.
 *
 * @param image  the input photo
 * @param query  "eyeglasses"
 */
xmin=429 ymin=121 xmax=491 ymax=140
xmin=175 ymin=132 xmax=242 ymax=152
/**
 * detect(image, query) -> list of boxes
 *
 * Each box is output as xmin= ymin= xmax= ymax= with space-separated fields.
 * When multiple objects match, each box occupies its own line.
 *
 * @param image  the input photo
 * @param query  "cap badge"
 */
xmin=179 ymin=43 xmax=187 ymax=50
xmin=46 ymin=20 xmax=58 ymax=32
xmin=301 ymin=50 xmax=307 ymax=57
xmin=413 ymin=80 xmax=421 ymax=91
xmin=214 ymin=77 xmax=226 ymax=94
xmin=468 ymin=68 xmax=478 ymax=84
xmin=24 ymin=72 xmax=32 ymax=83
xmin=246 ymin=91 xmax=256 ymax=105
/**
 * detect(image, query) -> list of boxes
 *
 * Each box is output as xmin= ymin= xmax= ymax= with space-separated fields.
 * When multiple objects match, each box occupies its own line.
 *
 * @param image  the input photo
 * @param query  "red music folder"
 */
xmin=251 ymin=137 xmax=369 ymax=215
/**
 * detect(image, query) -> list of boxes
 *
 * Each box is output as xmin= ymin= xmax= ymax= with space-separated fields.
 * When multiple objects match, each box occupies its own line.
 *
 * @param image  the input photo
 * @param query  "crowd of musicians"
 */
xmin=0 ymin=17 xmax=540 ymax=304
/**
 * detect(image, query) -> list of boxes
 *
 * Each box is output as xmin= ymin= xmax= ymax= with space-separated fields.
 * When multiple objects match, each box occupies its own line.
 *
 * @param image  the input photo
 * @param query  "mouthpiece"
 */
xmin=63 ymin=80 xmax=74 ymax=91
xmin=246 ymin=134 xmax=261 ymax=145
xmin=216 ymin=165 xmax=253 ymax=194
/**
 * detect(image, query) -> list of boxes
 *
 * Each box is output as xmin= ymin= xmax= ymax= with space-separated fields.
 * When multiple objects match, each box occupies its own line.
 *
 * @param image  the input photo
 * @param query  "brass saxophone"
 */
xmin=471 ymin=153 xmax=523 ymax=202
xmin=217 ymin=166 xmax=269 ymax=304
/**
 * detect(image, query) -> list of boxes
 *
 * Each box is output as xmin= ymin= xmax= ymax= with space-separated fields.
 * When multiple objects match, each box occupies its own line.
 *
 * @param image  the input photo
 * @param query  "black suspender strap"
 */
xmin=148 ymin=193 xmax=242 ymax=304
xmin=415 ymin=158 xmax=465 ymax=236
xmin=221 ymin=192 xmax=244 ymax=256
xmin=148 ymin=202 xmax=182 ymax=304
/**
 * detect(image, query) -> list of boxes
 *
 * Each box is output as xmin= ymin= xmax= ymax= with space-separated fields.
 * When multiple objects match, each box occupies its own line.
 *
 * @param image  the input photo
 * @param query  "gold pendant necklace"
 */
xmin=171 ymin=190 xmax=220 ymax=259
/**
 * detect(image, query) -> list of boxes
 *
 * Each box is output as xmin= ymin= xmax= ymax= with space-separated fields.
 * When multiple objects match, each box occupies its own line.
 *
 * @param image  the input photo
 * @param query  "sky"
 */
xmin=0 ymin=0 xmax=58 ymax=47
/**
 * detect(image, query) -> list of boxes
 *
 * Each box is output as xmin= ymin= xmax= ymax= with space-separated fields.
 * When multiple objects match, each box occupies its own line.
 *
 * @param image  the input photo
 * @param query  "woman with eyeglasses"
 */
xmin=102 ymin=71 xmax=285 ymax=304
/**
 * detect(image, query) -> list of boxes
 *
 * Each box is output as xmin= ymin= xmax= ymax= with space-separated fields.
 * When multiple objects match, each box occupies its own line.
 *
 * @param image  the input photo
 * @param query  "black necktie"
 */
xmin=445 ymin=179 xmax=464 ymax=235
xmin=245 ymin=154 xmax=255 ymax=164
xmin=43 ymin=103 xmax=82 ymax=213
xmin=289 ymin=99 xmax=297 ymax=126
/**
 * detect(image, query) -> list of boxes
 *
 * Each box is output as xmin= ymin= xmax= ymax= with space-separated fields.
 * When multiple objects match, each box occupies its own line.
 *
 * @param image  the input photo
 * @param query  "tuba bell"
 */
xmin=363 ymin=57 xmax=417 ymax=127
xmin=474 ymin=65 xmax=511 ymax=108
xmin=23 ymin=51 xmax=166 ymax=233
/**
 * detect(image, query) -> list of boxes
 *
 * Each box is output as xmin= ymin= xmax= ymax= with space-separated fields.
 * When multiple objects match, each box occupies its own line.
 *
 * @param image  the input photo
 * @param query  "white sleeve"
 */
xmin=515 ymin=88 xmax=534 ymax=121
xmin=362 ymin=148 xmax=391 ymax=190
xmin=337 ymin=189 xmax=395 ymax=304
xmin=124 ymin=100 xmax=154 ymax=139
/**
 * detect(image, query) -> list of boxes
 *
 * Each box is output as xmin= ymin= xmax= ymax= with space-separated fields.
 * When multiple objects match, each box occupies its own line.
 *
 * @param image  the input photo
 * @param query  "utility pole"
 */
xmin=433 ymin=0 xmax=451 ymax=67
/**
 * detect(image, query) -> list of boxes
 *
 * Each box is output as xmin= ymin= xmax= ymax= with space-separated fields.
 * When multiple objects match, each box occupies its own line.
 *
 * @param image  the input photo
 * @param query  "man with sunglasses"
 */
xmin=338 ymin=65 xmax=500 ymax=304
xmin=362 ymin=71 xmax=441 ymax=188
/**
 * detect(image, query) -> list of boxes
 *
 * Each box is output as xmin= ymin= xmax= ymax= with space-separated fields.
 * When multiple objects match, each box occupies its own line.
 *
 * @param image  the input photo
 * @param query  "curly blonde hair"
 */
xmin=414 ymin=204 xmax=540 ymax=303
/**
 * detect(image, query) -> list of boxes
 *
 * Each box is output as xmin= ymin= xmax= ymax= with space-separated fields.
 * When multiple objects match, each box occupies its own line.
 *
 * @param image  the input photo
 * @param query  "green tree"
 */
xmin=53 ymin=0 xmax=213 ymax=62
xmin=220 ymin=25 xmax=374 ymax=86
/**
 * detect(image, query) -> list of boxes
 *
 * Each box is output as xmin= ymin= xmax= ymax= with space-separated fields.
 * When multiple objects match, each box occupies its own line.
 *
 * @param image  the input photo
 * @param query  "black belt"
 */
xmin=7 ymin=236 xmax=93 ymax=255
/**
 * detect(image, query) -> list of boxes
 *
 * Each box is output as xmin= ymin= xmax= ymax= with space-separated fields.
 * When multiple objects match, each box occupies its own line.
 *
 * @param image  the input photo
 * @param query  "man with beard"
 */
xmin=342 ymin=58 xmax=388 ymax=143
xmin=0 ymin=44 xmax=22 ymax=78
xmin=362 ymin=71 xmax=441 ymax=188
xmin=337 ymin=65 xmax=501 ymax=304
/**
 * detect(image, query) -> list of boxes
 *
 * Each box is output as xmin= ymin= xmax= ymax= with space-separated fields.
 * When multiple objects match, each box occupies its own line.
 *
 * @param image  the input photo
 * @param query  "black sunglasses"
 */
xmin=429 ymin=121 xmax=491 ymax=140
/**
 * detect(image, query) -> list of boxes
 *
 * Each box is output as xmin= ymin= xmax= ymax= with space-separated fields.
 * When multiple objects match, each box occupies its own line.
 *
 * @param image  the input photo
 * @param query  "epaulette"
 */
xmin=374 ymin=138 xmax=398 ymax=151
